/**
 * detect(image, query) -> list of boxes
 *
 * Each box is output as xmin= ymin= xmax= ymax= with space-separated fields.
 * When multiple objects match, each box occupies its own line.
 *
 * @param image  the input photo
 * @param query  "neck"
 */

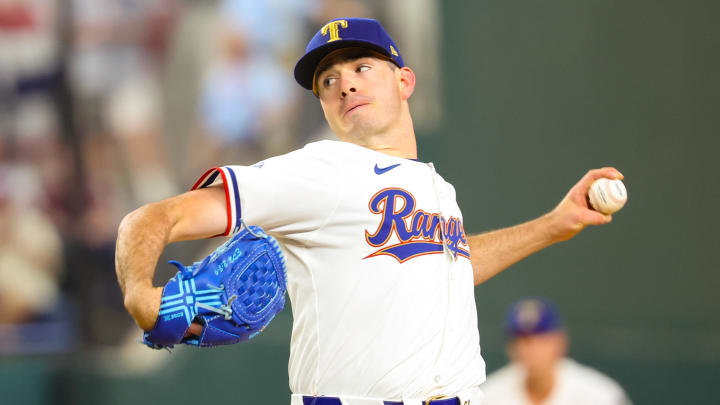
xmin=337 ymin=105 xmax=418 ymax=159
xmin=525 ymin=367 xmax=556 ymax=405
xmin=363 ymin=128 xmax=418 ymax=159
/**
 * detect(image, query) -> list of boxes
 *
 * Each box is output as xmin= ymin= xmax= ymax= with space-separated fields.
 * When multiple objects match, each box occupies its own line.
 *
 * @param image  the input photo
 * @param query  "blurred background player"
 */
xmin=481 ymin=298 xmax=632 ymax=405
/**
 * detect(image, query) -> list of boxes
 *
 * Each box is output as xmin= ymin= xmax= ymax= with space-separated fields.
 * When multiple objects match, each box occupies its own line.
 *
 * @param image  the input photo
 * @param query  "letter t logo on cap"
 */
xmin=321 ymin=20 xmax=348 ymax=42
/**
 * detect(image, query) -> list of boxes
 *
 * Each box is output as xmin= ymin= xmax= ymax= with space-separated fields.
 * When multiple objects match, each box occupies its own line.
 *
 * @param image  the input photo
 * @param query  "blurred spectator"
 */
xmin=193 ymin=0 xmax=313 ymax=170
xmin=70 ymin=0 xmax=178 ymax=206
xmin=0 ymin=162 xmax=73 ymax=356
xmin=0 ymin=0 xmax=77 ymax=354
xmin=0 ymin=167 xmax=63 ymax=325
xmin=197 ymin=25 xmax=297 ymax=167
xmin=0 ymin=0 xmax=60 ymax=145
xmin=481 ymin=298 xmax=632 ymax=405
xmin=60 ymin=0 xmax=180 ymax=346
xmin=219 ymin=0 xmax=321 ymax=59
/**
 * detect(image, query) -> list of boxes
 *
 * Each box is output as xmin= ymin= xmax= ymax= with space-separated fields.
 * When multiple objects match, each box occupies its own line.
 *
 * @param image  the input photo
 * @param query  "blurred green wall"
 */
xmin=419 ymin=0 xmax=719 ymax=403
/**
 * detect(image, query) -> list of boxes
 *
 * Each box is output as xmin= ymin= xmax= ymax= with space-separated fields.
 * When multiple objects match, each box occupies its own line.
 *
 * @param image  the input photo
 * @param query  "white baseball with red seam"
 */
xmin=588 ymin=178 xmax=627 ymax=214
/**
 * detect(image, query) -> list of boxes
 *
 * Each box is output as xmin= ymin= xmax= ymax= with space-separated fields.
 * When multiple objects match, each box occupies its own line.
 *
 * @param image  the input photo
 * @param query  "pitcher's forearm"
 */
xmin=115 ymin=203 xmax=171 ymax=329
xmin=469 ymin=214 xmax=557 ymax=285
xmin=469 ymin=168 xmax=622 ymax=285
xmin=115 ymin=203 xmax=170 ymax=294
xmin=115 ymin=188 xmax=229 ymax=330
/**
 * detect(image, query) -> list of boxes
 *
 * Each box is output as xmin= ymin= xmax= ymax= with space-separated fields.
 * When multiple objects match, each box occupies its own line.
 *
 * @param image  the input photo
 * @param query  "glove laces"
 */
xmin=240 ymin=218 xmax=267 ymax=239
xmin=196 ymin=295 xmax=237 ymax=321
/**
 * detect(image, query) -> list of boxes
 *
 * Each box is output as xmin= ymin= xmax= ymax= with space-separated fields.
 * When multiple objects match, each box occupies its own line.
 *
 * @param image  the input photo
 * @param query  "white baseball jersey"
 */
xmin=481 ymin=358 xmax=631 ymax=405
xmin=193 ymin=140 xmax=485 ymax=401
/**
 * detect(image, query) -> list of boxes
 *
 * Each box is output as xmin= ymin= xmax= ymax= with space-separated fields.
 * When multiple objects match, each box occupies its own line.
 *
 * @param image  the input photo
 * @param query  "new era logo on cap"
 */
xmin=294 ymin=18 xmax=404 ymax=92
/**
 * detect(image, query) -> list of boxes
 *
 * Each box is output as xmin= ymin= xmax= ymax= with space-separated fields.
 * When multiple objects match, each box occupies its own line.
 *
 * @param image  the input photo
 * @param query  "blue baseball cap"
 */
xmin=505 ymin=298 xmax=564 ymax=338
xmin=294 ymin=18 xmax=404 ymax=93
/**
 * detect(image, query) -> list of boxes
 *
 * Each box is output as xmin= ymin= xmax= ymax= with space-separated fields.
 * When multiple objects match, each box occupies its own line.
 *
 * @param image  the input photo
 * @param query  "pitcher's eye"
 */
xmin=324 ymin=77 xmax=337 ymax=87
xmin=357 ymin=65 xmax=370 ymax=73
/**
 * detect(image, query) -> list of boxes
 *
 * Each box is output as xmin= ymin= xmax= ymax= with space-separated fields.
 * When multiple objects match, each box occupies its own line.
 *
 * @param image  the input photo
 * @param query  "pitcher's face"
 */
xmin=316 ymin=49 xmax=404 ymax=140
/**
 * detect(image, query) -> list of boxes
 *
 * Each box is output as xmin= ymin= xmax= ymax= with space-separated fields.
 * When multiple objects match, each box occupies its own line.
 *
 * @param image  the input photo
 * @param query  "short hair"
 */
xmin=313 ymin=48 xmax=399 ymax=95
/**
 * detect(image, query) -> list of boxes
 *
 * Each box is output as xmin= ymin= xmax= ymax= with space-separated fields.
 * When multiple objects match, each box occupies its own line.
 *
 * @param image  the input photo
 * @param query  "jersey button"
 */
xmin=434 ymin=375 xmax=442 ymax=383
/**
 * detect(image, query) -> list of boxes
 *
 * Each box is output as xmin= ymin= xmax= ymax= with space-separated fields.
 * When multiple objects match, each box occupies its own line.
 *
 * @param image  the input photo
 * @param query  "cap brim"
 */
xmin=294 ymin=40 xmax=395 ymax=90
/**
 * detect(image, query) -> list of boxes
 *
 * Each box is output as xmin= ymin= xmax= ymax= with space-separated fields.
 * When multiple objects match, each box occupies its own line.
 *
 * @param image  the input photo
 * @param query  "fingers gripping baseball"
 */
xmin=549 ymin=167 xmax=623 ymax=241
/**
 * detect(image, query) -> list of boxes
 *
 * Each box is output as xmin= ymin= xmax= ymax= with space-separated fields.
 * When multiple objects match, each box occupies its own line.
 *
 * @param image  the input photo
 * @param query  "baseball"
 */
xmin=588 ymin=178 xmax=627 ymax=214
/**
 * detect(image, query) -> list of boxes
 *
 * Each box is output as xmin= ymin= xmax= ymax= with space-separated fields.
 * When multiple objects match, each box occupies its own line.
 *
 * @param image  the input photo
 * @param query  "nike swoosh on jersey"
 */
xmin=374 ymin=163 xmax=401 ymax=175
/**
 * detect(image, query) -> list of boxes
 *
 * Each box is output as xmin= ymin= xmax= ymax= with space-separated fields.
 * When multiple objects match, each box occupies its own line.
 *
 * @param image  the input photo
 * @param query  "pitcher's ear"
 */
xmin=398 ymin=66 xmax=416 ymax=100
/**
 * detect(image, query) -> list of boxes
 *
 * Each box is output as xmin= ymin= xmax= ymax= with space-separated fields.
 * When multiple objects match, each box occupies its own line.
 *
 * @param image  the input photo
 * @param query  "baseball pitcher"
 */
xmin=115 ymin=18 xmax=624 ymax=405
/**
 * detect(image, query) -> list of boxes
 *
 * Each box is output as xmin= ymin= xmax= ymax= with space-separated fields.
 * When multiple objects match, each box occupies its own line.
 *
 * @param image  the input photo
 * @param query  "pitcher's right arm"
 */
xmin=115 ymin=186 xmax=228 ymax=330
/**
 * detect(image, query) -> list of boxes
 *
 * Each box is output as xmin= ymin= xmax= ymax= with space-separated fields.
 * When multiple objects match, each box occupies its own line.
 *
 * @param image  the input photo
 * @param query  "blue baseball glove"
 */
xmin=142 ymin=224 xmax=287 ymax=349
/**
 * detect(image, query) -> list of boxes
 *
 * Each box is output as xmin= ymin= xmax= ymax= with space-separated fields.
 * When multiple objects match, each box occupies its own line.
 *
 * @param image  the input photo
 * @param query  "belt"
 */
xmin=302 ymin=396 xmax=460 ymax=405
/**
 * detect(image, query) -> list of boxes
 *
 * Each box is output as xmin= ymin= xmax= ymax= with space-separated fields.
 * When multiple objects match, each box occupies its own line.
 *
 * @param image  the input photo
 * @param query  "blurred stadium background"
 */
xmin=1 ymin=0 xmax=717 ymax=404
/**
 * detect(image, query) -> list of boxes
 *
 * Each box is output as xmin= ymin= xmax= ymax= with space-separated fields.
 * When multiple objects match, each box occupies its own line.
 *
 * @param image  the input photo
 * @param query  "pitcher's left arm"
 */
xmin=469 ymin=167 xmax=623 ymax=285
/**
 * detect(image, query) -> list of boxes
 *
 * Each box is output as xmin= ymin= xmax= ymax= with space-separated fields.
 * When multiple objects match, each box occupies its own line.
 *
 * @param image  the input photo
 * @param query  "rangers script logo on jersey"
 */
xmin=364 ymin=187 xmax=470 ymax=262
